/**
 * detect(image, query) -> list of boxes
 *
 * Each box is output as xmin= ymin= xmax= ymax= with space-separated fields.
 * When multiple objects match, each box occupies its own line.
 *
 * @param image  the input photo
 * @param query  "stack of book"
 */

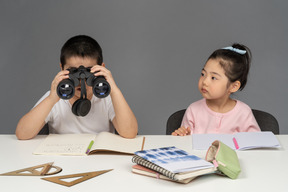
xmin=132 ymin=146 xmax=216 ymax=183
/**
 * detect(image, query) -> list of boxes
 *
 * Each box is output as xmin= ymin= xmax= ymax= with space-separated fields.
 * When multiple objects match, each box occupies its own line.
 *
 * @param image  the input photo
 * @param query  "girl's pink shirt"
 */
xmin=181 ymin=99 xmax=261 ymax=134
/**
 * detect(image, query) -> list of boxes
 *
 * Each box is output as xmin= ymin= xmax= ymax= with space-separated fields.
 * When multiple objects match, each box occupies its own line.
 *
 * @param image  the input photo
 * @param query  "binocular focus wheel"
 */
xmin=72 ymin=99 xmax=91 ymax=116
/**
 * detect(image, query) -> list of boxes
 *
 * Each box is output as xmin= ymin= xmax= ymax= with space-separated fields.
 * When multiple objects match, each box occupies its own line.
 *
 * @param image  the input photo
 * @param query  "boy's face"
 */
xmin=62 ymin=56 xmax=98 ymax=101
xmin=198 ymin=59 xmax=232 ymax=101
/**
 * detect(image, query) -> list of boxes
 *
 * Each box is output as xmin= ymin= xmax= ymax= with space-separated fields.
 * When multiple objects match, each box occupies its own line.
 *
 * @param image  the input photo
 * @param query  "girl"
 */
xmin=172 ymin=43 xmax=261 ymax=136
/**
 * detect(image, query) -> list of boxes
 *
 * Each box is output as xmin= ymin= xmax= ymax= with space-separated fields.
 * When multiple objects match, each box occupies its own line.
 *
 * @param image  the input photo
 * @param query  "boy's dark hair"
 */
xmin=60 ymin=35 xmax=103 ymax=69
xmin=207 ymin=43 xmax=252 ymax=91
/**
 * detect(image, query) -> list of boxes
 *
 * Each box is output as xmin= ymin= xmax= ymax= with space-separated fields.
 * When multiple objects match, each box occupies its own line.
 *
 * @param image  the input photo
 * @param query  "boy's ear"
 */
xmin=230 ymin=81 xmax=241 ymax=93
xmin=101 ymin=63 xmax=105 ymax=67
xmin=60 ymin=63 xmax=63 ymax=70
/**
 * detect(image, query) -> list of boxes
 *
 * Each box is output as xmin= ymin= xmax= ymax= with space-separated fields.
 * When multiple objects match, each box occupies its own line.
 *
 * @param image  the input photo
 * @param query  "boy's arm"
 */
xmin=16 ymin=70 xmax=69 ymax=140
xmin=110 ymin=87 xmax=138 ymax=138
xmin=15 ymin=96 xmax=56 ymax=140
xmin=91 ymin=65 xmax=138 ymax=138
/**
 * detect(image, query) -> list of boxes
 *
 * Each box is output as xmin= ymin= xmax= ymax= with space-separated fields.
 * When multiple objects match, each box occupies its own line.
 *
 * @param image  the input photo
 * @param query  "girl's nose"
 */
xmin=202 ymin=77 xmax=208 ymax=86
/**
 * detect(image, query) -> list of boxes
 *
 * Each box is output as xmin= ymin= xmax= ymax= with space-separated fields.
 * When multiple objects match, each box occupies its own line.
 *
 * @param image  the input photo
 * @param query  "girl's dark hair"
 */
xmin=207 ymin=43 xmax=252 ymax=91
xmin=60 ymin=35 xmax=103 ymax=69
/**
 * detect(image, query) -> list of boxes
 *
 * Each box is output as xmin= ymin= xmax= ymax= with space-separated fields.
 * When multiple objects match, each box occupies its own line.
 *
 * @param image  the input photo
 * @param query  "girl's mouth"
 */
xmin=201 ymin=88 xmax=208 ymax=93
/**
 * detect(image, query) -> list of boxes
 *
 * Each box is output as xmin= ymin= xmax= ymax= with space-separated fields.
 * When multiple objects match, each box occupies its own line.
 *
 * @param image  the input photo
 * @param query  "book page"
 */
xmin=235 ymin=131 xmax=281 ymax=150
xmin=90 ymin=132 xmax=145 ymax=154
xmin=33 ymin=134 xmax=96 ymax=155
xmin=192 ymin=134 xmax=235 ymax=150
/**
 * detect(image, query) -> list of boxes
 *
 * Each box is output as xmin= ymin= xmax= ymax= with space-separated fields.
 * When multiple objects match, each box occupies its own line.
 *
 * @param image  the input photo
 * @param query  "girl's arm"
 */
xmin=172 ymin=126 xmax=191 ymax=136
xmin=172 ymin=106 xmax=194 ymax=136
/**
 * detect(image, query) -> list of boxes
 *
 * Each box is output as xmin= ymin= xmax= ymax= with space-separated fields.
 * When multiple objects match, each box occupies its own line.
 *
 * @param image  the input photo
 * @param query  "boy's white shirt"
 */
xmin=34 ymin=91 xmax=115 ymax=134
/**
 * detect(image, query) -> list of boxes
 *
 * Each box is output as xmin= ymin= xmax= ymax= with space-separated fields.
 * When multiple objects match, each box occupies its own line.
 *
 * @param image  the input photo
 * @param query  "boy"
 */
xmin=16 ymin=35 xmax=138 ymax=140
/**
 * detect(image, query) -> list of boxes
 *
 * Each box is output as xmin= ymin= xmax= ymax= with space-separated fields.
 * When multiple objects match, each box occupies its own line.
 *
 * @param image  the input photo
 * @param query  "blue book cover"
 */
xmin=134 ymin=146 xmax=213 ymax=173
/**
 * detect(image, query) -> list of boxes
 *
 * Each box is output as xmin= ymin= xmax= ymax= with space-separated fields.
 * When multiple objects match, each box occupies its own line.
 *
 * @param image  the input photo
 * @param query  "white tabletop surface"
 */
xmin=0 ymin=134 xmax=287 ymax=192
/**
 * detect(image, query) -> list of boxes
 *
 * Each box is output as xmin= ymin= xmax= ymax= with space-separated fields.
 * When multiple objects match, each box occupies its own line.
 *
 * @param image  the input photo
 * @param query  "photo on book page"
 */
xmin=134 ymin=146 xmax=213 ymax=173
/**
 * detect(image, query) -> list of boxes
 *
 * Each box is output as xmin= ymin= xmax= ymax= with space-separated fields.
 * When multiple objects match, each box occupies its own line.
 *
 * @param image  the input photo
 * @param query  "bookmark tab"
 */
xmin=212 ymin=160 xmax=219 ymax=168
xmin=233 ymin=137 xmax=239 ymax=150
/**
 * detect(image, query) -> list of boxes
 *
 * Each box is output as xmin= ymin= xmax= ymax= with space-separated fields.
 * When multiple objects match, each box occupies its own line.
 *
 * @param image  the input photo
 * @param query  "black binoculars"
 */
xmin=56 ymin=66 xmax=111 ymax=116
xmin=57 ymin=65 xmax=111 ymax=100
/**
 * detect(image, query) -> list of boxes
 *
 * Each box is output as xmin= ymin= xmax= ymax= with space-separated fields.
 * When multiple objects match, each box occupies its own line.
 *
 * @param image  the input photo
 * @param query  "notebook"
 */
xmin=132 ymin=146 xmax=215 ymax=181
xmin=33 ymin=132 xmax=145 ymax=156
xmin=192 ymin=131 xmax=280 ymax=150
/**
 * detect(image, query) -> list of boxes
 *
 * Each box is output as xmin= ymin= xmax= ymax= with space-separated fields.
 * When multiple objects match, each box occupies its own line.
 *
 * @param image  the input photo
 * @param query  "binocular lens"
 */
xmin=93 ymin=78 xmax=111 ymax=98
xmin=57 ymin=79 xmax=75 ymax=99
xmin=95 ymin=83 xmax=108 ymax=95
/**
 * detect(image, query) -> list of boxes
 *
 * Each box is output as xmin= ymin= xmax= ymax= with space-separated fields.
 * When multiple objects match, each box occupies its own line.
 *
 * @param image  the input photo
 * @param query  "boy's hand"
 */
xmin=48 ymin=70 xmax=70 ymax=103
xmin=172 ymin=126 xmax=191 ymax=136
xmin=90 ymin=65 xmax=118 ymax=94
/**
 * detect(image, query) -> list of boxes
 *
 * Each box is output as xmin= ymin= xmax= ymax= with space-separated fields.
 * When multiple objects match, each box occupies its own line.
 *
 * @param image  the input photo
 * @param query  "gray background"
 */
xmin=0 ymin=0 xmax=287 ymax=135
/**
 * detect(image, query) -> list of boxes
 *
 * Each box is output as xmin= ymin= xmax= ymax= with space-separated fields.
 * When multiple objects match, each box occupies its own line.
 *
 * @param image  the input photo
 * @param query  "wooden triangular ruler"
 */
xmin=0 ymin=162 xmax=62 ymax=176
xmin=41 ymin=169 xmax=113 ymax=187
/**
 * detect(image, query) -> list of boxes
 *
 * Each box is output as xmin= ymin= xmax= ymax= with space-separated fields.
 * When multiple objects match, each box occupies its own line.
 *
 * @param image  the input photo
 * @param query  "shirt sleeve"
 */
xmin=181 ymin=104 xmax=195 ymax=134
xmin=242 ymin=108 xmax=261 ymax=132
xmin=235 ymin=101 xmax=261 ymax=132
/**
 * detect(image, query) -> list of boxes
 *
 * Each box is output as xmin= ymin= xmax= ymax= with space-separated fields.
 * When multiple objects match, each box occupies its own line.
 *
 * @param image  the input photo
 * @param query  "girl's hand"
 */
xmin=172 ymin=126 xmax=191 ymax=136
xmin=90 ymin=64 xmax=117 ymax=94
xmin=48 ymin=70 xmax=70 ymax=103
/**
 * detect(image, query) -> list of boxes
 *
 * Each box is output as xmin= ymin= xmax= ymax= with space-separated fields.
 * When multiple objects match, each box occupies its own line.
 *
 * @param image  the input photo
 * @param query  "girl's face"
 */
xmin=198 ymin=59 xmax=232 ymax=101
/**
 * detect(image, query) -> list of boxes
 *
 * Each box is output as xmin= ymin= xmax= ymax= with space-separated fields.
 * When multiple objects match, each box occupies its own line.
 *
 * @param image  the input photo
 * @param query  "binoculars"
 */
xmin=57 ymin=65 xmax=110 ymax=100
xmin=56 ymin=66 xmax=111 ymax=116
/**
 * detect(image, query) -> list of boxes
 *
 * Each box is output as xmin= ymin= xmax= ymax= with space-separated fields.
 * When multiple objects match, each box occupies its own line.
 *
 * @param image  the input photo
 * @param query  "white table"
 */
xmin=0 ymin=135 xmax=287 ymax=192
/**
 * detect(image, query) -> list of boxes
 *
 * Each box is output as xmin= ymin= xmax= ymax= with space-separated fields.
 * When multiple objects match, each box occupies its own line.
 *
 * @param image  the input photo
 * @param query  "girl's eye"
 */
xmin=212 ymin=77 xmax=217 ymax=80
xmin=201 ymin=72 xmax=204 ymax=76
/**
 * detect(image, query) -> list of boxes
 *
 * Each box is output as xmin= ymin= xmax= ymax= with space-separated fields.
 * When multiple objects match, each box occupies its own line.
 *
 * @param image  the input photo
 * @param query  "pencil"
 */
xmin=86 ymin=140 xmax=94 ymax=154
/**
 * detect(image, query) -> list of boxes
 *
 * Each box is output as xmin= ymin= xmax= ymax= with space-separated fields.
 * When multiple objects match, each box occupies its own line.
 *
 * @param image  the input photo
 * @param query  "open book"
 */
xmin=33 ymin=132 xmax=145 ymax=156
xmin=132 ymin=146 xmax=216 ymax=182
xmin=192 ymin=131 xmax=280 ymax=150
